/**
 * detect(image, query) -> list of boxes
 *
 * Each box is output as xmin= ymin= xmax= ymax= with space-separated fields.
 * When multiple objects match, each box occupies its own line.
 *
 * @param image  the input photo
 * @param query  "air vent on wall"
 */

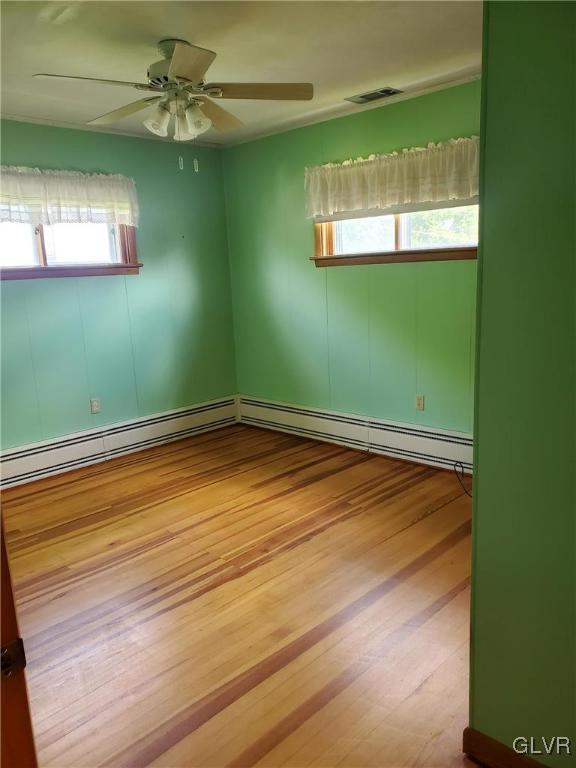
xmin=345 ymin=87 xmax=403 ymax=105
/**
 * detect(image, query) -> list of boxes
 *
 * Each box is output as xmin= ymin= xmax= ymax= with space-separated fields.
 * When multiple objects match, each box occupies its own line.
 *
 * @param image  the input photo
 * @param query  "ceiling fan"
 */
xmin=34 ymin=38 xmax=314 ymax=141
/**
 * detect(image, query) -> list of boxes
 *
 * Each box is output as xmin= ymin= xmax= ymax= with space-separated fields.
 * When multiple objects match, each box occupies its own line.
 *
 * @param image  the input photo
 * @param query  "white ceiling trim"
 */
xmin=227 ymin=72 xmax=481 ymax=148
xmin=0 ymin=73 xmax=480 ymax=150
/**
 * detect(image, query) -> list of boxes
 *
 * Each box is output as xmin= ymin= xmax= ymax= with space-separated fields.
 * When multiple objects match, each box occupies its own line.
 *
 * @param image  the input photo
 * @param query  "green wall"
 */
xmin=224 ymin=81 xmax=480 ymax=433
xmin=471 ymin=2 xmax=575 ymax=764
xmin=1 ymin=82 xmax=480 ymax=451
xmin=0 ymin=120 xmax=236 ymax=449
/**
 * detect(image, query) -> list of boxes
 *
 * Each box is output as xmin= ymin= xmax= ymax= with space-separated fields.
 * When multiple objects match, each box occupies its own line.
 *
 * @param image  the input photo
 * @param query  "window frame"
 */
xmin=312 ymin=208 xmax=477 ymax=267
xmin=0 ymin=224 xmax=140 ymax=279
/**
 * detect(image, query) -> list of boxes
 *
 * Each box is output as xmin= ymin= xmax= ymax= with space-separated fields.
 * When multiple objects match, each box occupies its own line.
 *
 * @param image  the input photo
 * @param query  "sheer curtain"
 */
xmin=0 ymin=166 xmax=139 ymax=227
xmin=305 ymin=136 xmax=479 ymax=220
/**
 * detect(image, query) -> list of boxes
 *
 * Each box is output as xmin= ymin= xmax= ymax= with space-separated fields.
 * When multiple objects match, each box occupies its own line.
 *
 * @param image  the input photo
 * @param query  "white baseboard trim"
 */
xmin=238 ymin=397 xmax=473 ymax=472
xmin=1 ymin=397 xmax=237 ymax=488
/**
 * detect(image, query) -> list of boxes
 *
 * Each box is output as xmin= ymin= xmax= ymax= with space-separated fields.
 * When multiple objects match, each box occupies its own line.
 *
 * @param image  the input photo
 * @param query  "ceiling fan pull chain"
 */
xmin=194 ymin=159 xmax=199 ymax=173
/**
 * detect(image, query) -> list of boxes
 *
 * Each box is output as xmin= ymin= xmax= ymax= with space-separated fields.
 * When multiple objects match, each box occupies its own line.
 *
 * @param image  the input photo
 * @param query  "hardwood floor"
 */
xmin=2 ymin=425 xmax=474 ymax=768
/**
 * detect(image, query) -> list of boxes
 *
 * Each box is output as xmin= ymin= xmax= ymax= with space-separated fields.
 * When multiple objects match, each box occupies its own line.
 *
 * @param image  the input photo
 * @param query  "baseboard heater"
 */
xmin=1 ymin=395 xmax=473 ymax=488
xmin=237 ymin=396 xmax=473 ymax=473
xmin=0 ymin=397 xmax=236 ymax=488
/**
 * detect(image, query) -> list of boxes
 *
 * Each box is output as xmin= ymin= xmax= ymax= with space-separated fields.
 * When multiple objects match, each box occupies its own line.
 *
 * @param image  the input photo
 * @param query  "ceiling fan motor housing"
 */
xmin=148 ymin=38 xmax=196 ymax=86
xmin=147 ymin=58 xmax=171 ymax=87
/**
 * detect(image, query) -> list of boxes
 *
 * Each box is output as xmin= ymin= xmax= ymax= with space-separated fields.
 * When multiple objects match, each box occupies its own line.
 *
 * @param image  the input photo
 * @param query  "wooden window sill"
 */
xmin=311 ymin=247 xmax=477 ymax=267
xmin=0 ymin=264 xmax=142 ymax=280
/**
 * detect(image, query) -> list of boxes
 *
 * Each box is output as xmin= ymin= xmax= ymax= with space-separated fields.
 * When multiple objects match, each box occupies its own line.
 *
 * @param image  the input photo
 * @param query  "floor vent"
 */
xmin=345 ymin=87 xmax=403 ymax=104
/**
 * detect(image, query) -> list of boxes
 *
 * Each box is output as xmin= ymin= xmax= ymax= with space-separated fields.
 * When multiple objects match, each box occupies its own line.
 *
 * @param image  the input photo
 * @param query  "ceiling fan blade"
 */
xmin=198 ymin=98 xmax=243 ymax=132
xmin=87 ymin=96 xmax=162 ymax=126
xmin=205 ymin=83 xmax=313 ymax=100
xmin=34 ymin=73 xmax=157 ymax=91
xmin=168 ymin=42 xmax=216 ymax=84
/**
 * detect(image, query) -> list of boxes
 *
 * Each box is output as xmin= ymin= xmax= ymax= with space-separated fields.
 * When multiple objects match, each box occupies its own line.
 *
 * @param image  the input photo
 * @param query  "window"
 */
xmin=43 ymin=223 xmax=120 ymax=266
xmin=0 ymin=221 xmax=138 ymax=278
xmin=1 ymin=166 xmax=140 ymax=279
xmin=305 ymin=136 xmax=479 ymax=267
xmin=314 ymin=204 xmax=478 ymax=266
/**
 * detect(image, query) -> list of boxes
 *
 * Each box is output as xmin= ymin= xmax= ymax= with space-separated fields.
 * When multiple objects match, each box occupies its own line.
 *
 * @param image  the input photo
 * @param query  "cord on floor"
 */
xmin=453 ymin=461 xmax=473 ymax=497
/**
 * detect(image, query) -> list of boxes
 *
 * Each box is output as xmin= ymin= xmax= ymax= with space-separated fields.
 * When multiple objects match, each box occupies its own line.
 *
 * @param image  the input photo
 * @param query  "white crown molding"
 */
xmin=0 ymin=114 xmax=220 ymax=148
xmin=1 ymin=71 xmax=480 ymax=150
xmin=223 ymin=71 xmax=481 ymax=148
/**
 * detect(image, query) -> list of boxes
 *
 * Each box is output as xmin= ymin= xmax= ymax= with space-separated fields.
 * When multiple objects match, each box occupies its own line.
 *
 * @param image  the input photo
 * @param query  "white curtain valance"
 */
xmin=305 ymin=136 xmax=479 ymax=220
xmin=0 ymin=166 xmax=139 ymax=227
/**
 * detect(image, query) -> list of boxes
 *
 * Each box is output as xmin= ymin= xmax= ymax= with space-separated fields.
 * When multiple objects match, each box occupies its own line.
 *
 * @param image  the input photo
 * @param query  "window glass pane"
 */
xmin=334 ymin=215 xmax=395 ymax=255
xmin=400 ymin=205 xmax=479 ymax=249
xmin=44 ymin=223 xmax=119 ymax=265
xmin=0 ymin=223 xmax=39 ymax=267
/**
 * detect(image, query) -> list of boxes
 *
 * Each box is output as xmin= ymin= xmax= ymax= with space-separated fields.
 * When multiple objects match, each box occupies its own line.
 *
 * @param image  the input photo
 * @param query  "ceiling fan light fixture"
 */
xmin=174 ymin=109 xmax=196 ymax=142
xmin=185 ymin=103 xmax=212 ymax=137
xmin=143 ymin=102 xmax=170 ymax=137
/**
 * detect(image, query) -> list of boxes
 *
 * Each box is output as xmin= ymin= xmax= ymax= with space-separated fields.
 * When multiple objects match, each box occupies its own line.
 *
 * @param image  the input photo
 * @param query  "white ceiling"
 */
xmin=0 ymin=1 xmax=483 ymax=146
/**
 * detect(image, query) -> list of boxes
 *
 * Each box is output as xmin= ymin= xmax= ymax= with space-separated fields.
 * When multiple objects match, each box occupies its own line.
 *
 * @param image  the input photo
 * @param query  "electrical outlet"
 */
xmin=415 ymin=394 xmax=425 ymax=411
xmin=90 ymin=398 xmax=101 ymax=414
